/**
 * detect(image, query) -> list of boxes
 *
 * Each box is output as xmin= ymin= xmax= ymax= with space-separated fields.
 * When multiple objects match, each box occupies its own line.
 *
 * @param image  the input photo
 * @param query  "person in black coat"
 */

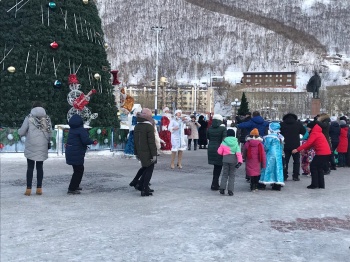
xmin=280 ymin=113 xmax=306 ymax=181
xmin=65 ymin=114 xmax=93 ymax=194
xmin=198 ymin=115 xmax=208 ymax=149
xmin=236 ymin=112 xmax=251 ymax=181
xmin=329 ymin=116 xmax=340 ymax=170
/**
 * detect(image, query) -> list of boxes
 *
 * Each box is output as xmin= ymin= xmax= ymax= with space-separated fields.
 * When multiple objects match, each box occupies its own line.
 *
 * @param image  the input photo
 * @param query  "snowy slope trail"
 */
xmin=184 ymin=0 xmax=327 ymax=53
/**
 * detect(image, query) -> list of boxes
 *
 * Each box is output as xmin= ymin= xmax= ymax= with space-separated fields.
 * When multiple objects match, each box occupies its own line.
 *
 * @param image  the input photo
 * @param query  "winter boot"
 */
xmin=24 ymin=188 xmax=31 ymax=196
xmin=187 ymin=140 xmax=191 ymax=150
xmin=177 ymin=151 xmax=183 ymax=169
xmin=219 ymin=189 xmax=225 ymax=195
xmin=36 ymin=188 xmax=42 ymax=195
xmin=170 ymin=152 xmax=176 ymax=169
xmin=228 ymin=190 xmax=234 ymax=196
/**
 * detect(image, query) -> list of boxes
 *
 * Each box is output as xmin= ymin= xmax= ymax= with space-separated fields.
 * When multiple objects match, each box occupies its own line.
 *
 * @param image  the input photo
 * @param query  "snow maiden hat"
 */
xmin=174 ymin=109 xmax=182 ymax=116
xmin=163 ymin=107 xmax=170 ymax=113
xmin=213 ymin=114 xmax=223 ymax=121
xmin=269 ymin=122 xmax=281 ymax=133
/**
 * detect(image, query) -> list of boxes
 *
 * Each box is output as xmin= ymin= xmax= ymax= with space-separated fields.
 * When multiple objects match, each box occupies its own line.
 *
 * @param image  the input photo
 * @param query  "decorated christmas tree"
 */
xmin=0 ymin=0 xmax=118 ymax=127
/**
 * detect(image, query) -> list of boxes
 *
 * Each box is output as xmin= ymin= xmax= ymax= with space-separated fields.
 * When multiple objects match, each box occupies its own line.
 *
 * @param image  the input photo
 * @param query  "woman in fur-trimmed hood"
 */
xmin=18 ymin=102 xmax=52 ymax=196
xmin=259 ymin=122 xmax=285 ymax=190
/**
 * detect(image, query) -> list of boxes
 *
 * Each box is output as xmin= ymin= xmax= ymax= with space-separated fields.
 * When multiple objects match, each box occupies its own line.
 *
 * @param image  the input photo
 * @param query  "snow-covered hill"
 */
xmin=96 ymin=0 xmax=350 ymax=89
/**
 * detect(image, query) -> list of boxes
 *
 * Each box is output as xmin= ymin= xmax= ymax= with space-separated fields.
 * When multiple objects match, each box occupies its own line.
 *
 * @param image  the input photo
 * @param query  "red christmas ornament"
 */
xmin=114 ymin=143 xmax=117 ymax=148
xmin=93 ymin=140 xmax=98 ymax=145
xmin=0 ymin=143 xmax=4 ymax=149
xmin=50 ymin=41 xmax=59 ymax=49
xmin=101 ymin=129 xmax=107 ymax=135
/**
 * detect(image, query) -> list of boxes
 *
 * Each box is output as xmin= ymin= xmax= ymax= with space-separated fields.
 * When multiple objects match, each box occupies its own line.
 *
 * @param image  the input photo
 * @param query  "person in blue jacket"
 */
xmin=236 ymin=111 xmax=269 ymax=137
xmin=65 ymin=114 xmax=93 ymax=194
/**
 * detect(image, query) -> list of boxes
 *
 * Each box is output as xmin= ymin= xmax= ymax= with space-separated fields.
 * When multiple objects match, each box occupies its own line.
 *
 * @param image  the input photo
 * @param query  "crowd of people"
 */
xmin=18 ymin=102 xmax=350 ymax=197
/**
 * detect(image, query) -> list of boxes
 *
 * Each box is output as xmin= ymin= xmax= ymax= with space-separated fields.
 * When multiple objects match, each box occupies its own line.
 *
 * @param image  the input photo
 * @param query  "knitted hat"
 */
xmin=307 ymin=121 xmax=316 ymax=129
xmin=250 ymin=128 xmax=259 ymax=136
xmin=141 ymin=108 xmax=152 ymax=117
xmin=340 ymin=120 xmax=347 ymax=126
xmin=269 ymin=122 xmax=280 ymax=133
xmin=330 ymin=116 xmax=337 ymax=122
xmin=174 ymin=109 xmax=182 ymax=115
xmin=213 ymin=114 xmax=223 ymax=121
xmin=227 ymin=129 xmax=235 ymax=137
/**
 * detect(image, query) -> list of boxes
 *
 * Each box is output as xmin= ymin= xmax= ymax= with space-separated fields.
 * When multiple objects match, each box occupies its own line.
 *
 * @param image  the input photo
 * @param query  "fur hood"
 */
xmin=317 ymin=113 xmax=330 ymax=123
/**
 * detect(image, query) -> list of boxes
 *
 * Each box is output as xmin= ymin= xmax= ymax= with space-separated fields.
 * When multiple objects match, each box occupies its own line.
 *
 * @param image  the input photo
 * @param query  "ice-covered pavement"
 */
xmin=1 ymin=150 xmax=350 ymax=262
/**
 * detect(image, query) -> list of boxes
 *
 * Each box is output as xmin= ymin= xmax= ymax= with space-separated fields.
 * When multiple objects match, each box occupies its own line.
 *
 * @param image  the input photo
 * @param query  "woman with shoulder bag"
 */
xmin=18 ymin=101 xmax=52 ymax=196
xmin=186 ymin=115 xmax=201 ymax=150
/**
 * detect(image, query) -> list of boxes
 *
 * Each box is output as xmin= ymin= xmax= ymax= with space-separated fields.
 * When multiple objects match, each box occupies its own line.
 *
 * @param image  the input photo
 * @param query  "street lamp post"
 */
xmin=231 ymin=98 xmax=241 ymax=123
xmin=193 ymin=53 xmax=201 ymax=115
xmin=151 ymin=26 xmax=164 ymax=115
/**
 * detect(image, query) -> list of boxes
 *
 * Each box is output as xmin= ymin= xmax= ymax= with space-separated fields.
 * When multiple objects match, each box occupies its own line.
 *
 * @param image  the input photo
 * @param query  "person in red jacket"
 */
xmin=337 ymin=120 xmax=349 ymax=167
xmin=292 ymin=122 xmax=331 ymax=189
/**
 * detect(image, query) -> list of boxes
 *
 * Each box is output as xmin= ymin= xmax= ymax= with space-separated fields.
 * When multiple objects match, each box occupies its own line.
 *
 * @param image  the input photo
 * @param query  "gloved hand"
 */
xmin=136 ymin=155 xmax=140 ymax=161
xmin=235 ymin=162 xmax=242 ymax=169
xmin=150 ymin=156 xmax=157 ymax=164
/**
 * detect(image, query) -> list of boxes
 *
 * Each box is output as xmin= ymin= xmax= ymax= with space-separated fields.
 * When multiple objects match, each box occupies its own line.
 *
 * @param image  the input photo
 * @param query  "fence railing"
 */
xmin=0 ymin=127 xmax=128 ymax=154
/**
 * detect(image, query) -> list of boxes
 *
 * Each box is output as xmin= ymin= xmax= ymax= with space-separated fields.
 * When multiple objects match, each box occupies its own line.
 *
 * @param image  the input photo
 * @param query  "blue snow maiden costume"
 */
xmin=259 ymin=122 xmax=285 ymax=188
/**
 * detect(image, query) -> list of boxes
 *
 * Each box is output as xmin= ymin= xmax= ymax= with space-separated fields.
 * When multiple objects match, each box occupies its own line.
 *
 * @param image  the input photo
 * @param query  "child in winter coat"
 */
xmin=65 ymin=114 xmax=93 ymax=194
xmin=337 ymin=120 xmax=349 ymax=167
xmin=243 ymin=128 xmax=266 ymax=192
xmin=259 ymin=122 xmax=285 ymax=191
xmin=300 ymin=121 xmax=315 ymax=176
xmin=292 ymin=122 xmax=331 ymax=189
xmin=217 ymin=129 xmax=243 ymax=196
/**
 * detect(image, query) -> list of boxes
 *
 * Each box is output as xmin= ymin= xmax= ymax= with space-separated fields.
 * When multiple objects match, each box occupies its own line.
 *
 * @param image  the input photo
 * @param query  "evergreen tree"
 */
xmin=0 ymin=0 xmax=118 ymax=127
xmin=237 ymin=92 xmax=249 ymax=115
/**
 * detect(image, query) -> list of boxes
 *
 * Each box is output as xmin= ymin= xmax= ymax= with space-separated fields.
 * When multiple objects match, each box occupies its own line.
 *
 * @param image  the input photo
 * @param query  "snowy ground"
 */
xmin=1 ymin=150 xmax=350 ymax=262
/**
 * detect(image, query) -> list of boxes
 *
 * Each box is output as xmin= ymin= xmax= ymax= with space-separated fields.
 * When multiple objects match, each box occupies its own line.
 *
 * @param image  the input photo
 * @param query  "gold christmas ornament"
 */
xmin=83 ymin=0 xmax=89 ymax=4
xmin=94 ymin=73 xmax=101 ymax=80
xmin=7 ymin=66 xmax=16 ymax=73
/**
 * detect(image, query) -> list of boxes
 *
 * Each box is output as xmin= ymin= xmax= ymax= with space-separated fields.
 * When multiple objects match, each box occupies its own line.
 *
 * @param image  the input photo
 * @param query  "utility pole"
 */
xmin=151 ymin=26 xmax=164 ymax=115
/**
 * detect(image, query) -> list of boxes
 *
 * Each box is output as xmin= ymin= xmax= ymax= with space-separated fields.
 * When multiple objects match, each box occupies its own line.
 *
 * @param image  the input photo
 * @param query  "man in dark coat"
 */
xmin=198 ymin=115 xmax=208 ymax=149
xmin=280 ymin=113 xmax=306 ymax=181
xmin=207 ymin=114 xmax=227 ymax=190
xmin=329 ymin=116 xmax=340 ymax=170
xmin=133 ymin=108 xmax=157 ymax=196
xmin=236 ymin=112 xmax=251 ymax=144
xmin=236 ymin=111 xmax=268 ymax=137
xmin=65 ymin=114 xmax=93 ymax=194
xmin=236 ymin=112 xmax=252 ymax=181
